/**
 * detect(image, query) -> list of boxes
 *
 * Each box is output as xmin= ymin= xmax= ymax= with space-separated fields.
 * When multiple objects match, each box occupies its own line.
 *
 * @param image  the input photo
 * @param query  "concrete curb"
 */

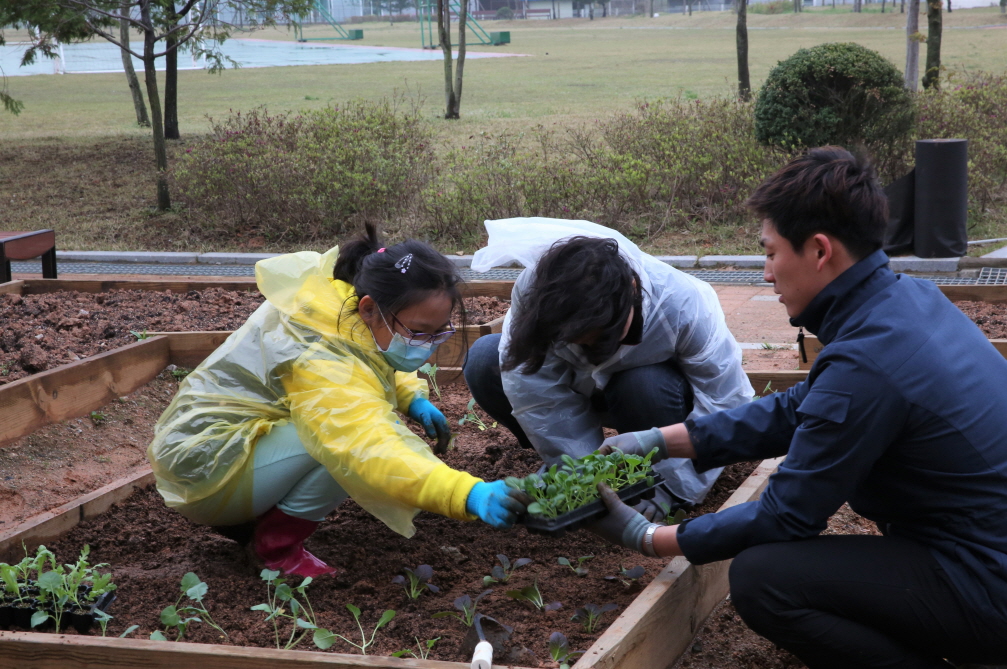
xmin=55 ymin=251 xmax=967 ymax=273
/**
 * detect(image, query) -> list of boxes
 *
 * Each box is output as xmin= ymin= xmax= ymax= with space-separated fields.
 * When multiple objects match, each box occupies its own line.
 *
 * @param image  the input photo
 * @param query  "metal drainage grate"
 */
xmin=459 ymin=268 xmax=522 ymax=281
xmin=10 ymin=261 xmax=256 ymax=277
xmin=978 ymin=267 xmax=1007 ymax=285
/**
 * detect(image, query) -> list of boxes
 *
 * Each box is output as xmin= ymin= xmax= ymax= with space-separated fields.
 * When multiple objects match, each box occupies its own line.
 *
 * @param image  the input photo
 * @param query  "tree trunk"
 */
xmin=452 ymin=0 xmax=466 ymax=117
xmin=163 ymin=4 xmax=180 ymax=140
xmin=946 ymin=0 xmax=951 ymax=11
xmin=901 ymin=0 xmax=906 ymax=11
xmin=922 ymin=0 xmax=942 ymax=89
xmin=882 ymin=0 xmax=886 ymax=13
xmin=437 ymin=0 xmax=458 ymax=119
xmin=119 ymin=1 xmax=149 ymax=128
xmin=737 ymin=0 xmax=750 ymax=101
xmin=1002 ymin=0 xmax=1006 ymax=14
xmin=141 ymin=2 xmax=171 ymax=210
xmin=905 ymin=0 xmax=920 ymax=91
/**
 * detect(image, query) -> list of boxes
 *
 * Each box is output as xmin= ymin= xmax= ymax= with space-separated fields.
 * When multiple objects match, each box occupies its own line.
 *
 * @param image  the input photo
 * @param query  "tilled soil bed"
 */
xmin=39 ymin=382 xmax=755 ymax=665
xmin=955 ymin=300 xmax=1007 ymax=339
xmin=0 ymin=291 xmax=508 ymax=384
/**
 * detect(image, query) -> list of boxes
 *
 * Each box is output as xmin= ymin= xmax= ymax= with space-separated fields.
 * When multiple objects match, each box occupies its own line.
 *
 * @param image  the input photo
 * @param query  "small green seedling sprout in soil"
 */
xmin=250 ymin=569 xmax=333 ymax=651
xmin=458 ymin=398 xmax=497 ymax=431
xmin=557 ymin=555 xmax=594 ymax=577
xmin=418 ymin=363 xmax=441 ymax=399
xmin=506 ymin=449 xmax=657 ymax=519
xmin=549 ymin=631 xmax=584 ymax=669
xmin=432 ymin=589 xmax=492 ymax=627
xmin=130 ymin=329 xmax=149 ymax=341
xmin=392 ymin=637 xmax=440 ymax=659
xmin=572 ymin=603 xmax=619 ymax=633
xmin=171 ymin=367 xmax=191 ymax=380
xmin=151 ymin=572 xmax=227 ymax=642
xmin=658 ymin=502 xmax=687 ymax=526
xmin=605 ymin=565 xmax=646 ymax=587
xmin=483 ymin=554 xmax=532 ymax=586
xmin=392 ymin=564 xmax=439 ymax=600
xmin=326 ymin=604 xmax=395 ymax=655
xmin=93 ymin=609 xmax=139 ymax=638
xmin=505 ymin=579 xmax=561 ymax=612
xmin=89 ymin=411 xmax=106 ymax=426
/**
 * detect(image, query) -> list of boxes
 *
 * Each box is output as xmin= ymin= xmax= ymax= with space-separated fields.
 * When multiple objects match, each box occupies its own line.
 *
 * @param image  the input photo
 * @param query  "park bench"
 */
xmin=525 ymin=7 xmax=552 ymax=17
xmin=0 ymin=229 xmax=57 ymax=283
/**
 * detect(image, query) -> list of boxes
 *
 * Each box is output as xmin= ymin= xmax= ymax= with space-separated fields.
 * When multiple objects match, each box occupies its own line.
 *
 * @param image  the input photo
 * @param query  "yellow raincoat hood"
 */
xmin=148 ymin=247 xmax=479 ymax=536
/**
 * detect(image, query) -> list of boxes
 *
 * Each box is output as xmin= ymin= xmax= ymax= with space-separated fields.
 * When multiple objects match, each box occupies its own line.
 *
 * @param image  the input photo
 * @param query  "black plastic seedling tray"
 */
xmin=520 ymin=475 xmax=665 ymax=537
xmin=0 ymin=590 xmax=116 ymax=634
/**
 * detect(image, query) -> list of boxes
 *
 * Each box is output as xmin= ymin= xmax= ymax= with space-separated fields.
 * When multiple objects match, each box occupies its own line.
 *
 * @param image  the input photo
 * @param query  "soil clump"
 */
xmin=955 ymin=300 xmax=1007 ymax=339
xmin=460 ymin=296 xmax=510 ymax=324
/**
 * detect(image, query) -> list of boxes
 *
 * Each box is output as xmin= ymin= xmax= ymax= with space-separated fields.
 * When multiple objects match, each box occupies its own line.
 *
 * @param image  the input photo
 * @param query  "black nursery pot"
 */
xmin=520 ymin=475 xmax=665 ymax=537
xmin=0 ymin=603 xmax=12 ymax=628
xmin=67 ymin=591 xmax=116 ymax=635
xmin=10 ymin=600 xmax=37 ymax=630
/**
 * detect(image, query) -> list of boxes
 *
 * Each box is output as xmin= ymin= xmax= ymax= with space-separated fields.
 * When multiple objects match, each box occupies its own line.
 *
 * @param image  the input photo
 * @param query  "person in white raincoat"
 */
xmin=463 ymin=218 xmax=754 ymax=515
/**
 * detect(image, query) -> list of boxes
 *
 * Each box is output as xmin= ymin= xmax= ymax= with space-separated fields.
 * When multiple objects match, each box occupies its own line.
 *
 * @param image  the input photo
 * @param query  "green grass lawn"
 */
xmin=1 ymin=7 xmax=1005 ymax=253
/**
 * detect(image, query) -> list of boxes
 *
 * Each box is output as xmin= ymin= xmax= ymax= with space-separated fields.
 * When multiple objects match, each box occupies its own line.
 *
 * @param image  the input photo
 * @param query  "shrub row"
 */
xmin=173 ymin=71 xmax=1007 ymax=250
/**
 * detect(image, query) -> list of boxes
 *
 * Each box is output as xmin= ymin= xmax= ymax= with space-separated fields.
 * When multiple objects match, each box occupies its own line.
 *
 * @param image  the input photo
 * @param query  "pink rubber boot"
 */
xmin=253 ymin=507 xmax=338 ymax=578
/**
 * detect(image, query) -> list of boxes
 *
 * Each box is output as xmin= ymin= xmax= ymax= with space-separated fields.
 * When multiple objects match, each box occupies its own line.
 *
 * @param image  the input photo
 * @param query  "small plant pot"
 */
xmin=68 ymin=591 xmax=117 ymax=635
xmin=0 ymin=604 xmax=13 ymax=628
xmin=10 ymin=601 xmax=37 ymax=629
xmin=520 ymin=475 xmax=665 ymax=537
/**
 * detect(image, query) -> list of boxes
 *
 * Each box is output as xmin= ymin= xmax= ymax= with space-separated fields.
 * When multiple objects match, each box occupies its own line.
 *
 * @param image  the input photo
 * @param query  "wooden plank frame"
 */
xmin=0 ymin=327 xmax=793 ymax=669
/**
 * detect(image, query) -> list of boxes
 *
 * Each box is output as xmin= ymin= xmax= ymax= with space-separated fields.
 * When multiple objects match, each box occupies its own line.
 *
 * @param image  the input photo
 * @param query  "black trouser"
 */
xmin=729 ymin=535 xmax=1007 ymax=669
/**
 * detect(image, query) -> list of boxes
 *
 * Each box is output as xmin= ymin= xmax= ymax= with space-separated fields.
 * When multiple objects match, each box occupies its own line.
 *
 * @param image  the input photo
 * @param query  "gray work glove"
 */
xmin=632 ymin=485 xmax=684 ymax=523
xmin=598 ymin=427 xmax=668 ymax=462
xmin=588 ymin=483 xmax=658 ymax=554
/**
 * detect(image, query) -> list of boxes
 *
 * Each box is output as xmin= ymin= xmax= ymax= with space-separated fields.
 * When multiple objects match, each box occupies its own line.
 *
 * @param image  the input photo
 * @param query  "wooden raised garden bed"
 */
xmin=0 ymin=321 xmax=795 ymax=668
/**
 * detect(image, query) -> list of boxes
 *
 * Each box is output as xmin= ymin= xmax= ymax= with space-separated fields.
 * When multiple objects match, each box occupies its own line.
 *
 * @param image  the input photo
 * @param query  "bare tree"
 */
xmin=737 ymin=0 xmax=750 ymax=101
xmin=922 ymin=0 xmax=941 ymax=89
xmin=118 ymin=1 xmax=149 ymax=127
xmin=905 ymin=0 xmax=921 ymax=91
xmin=436 ymin=0 xmax=466 ymax=118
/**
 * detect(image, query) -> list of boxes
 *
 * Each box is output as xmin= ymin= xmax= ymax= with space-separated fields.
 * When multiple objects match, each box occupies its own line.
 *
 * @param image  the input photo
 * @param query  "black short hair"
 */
xmin=502 ymin=236 xmax=638 ymax=374
xmin=333 ymin=223 xmax=465 ymax=323
xmin=747 ymin=146 xmax=888 ymax=260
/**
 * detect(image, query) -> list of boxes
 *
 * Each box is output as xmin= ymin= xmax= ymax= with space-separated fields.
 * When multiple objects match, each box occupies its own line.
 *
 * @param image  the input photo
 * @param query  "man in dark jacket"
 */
xmin=592 ymin=147 xmax=1007 ymax=669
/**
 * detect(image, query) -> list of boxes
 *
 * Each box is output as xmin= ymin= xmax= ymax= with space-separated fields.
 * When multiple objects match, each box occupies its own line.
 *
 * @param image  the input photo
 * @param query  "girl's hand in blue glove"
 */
xmin=466 ymin=481 xmax=532 ymax=529
xmin=408 ymin=398 xmax=451 ymax=442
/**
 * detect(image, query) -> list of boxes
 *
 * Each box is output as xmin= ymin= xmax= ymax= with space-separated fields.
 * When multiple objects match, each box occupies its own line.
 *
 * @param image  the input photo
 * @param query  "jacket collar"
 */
xmin=790 ymin=249 xmax=894 ymax=344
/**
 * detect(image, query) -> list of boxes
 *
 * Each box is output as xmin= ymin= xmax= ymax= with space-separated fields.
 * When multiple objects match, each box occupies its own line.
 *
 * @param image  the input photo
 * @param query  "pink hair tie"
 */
xmin=377 ymin=248 xmax=386 ymax=253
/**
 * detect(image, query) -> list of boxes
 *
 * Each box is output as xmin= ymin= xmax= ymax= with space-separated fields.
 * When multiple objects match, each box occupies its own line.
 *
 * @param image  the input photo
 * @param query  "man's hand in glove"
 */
xmin=466 ymin=481 xmax=532 ymax=529
xmin=599 ymin=427 xmax=668 ymax=462
xmin=408 ymin=398 xmax=451 ymax=452
xmin=589 ymin=483 xmax=658 ymax=554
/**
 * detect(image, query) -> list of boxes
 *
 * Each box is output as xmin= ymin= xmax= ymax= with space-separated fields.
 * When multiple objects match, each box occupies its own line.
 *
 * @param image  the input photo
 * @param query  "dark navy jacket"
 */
xmin=676 ymin=249 xmax=1007 ymax=621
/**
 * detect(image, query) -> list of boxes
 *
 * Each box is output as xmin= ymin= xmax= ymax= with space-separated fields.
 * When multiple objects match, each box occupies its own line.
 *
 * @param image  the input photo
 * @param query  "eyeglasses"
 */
xmin=379 ymin=309 xmax=456 ymax=346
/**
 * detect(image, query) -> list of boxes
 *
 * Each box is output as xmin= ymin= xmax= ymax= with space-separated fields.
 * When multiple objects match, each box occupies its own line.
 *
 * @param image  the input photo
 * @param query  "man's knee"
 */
xmin=464 ymin=333 xmax=502 ymax=379
xmin=729 ymin=543 xmax=792 ymax=632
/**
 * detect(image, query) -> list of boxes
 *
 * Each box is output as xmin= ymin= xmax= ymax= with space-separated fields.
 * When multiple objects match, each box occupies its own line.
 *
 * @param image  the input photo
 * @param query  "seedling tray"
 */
xmin=520 ymin=475 xmax=665 ymax=537
xmin=0 ymin=590 xmax=115 ymax=634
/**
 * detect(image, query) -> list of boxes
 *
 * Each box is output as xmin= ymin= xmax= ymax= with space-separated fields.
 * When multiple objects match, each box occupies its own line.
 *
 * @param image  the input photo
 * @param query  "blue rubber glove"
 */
xmin=408 ymin=398 xmax=451 ymax=442
xmin=466 ymin=481 xmax=530 ymax=529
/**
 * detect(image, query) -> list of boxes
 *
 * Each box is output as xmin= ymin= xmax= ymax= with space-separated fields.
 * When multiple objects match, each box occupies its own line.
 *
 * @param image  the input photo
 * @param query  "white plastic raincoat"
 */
xmin=472 ymin=218 xmax=754 ymax=504
xmin=148 ymin=247 xmax=480 ymax=536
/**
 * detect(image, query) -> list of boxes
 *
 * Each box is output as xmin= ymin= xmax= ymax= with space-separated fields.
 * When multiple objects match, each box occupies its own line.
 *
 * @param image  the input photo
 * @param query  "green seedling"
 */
xmin=483 ymin=554 xmax=532 ymax=586
xmin=762 ymin=380 xmax=775 ymax=396
xmin=505 ymin=579 xmax=561 ymax=612
xmin=605 ymin=565 xmax=646 ymax=587
xmin=129 ymin=330 xmax=149 ymax=340
xmin=658 ymin=502 xmax=687 ymax=526
xmin=458 ymin=398 xmax=497 ymax=431
xmin=571 ymin=603 xmax=618 ymax=633
xmin=171 ymin=367 xmax=191 ymax=380
xmin=418 ymin=363 xmax=441 ymax=399
xmin=93 ymin=610 xmax=138 ymax=638
xmin=506 ymin=449 xmax=657 ymax=519
xmin=151 ymin=572 xmax=226 ymax=642
xmin=326 ymin=604 xmax=395 ymax=655
xmin=557 ymin=555 xmax=594 ymax=577
xmin=392 ymin=564 xmax=439 ymax=600
xmin=250 ymin=569 xmax=333 ymax=651
xmin=392 ymin=637 xmax=440 ymax=659
xmin=29 ymin=545 xmax=116 ymax=632
xmin=89 ymin=411 xmax=106 ymax=426
xmin=549 ymin=631 xmax=584 ymax=669
xmin=432 ymin=589 xmax=492 ymax=627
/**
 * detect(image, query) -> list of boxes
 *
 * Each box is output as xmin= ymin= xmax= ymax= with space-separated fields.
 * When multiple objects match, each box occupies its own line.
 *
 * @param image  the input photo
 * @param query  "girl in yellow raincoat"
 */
xmin=147 ymin=226 xmax=528 ymax=577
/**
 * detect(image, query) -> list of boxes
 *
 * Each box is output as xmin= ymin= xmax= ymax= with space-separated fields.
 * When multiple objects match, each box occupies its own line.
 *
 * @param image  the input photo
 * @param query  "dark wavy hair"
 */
xmin=747 ymin=146 xmax=888 ymax=260
xmin=333 ymin=224 xmax=465 ymax=326
xmin=503 ymin=236 xmax=639 ymax=374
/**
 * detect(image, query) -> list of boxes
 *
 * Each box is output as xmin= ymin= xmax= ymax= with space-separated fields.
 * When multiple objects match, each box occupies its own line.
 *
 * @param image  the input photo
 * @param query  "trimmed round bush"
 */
xmin=754 ymin=43 xmax=915 ymax=151
xmin=496 ymin=6 xmax=514 ymax=19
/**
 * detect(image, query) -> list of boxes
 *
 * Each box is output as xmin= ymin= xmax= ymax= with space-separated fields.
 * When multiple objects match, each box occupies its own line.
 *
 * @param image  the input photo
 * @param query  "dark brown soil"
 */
xmin=461 ymin=296 xmax=510 ymax=325
xmin=40 ymin=381 xmax=756 ymax=664
xmin=0 ymin=289 xmax=263 ymax=383
xmin=955 ymin=300 xmax=1007 ymax=339
xmin=672 ymin=505 xmax=882 ymax=669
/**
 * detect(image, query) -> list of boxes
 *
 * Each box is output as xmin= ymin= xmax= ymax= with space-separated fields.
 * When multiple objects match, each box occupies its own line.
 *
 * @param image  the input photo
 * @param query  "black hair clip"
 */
xmin=394 ymin=253 xmax=413 ymax=274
